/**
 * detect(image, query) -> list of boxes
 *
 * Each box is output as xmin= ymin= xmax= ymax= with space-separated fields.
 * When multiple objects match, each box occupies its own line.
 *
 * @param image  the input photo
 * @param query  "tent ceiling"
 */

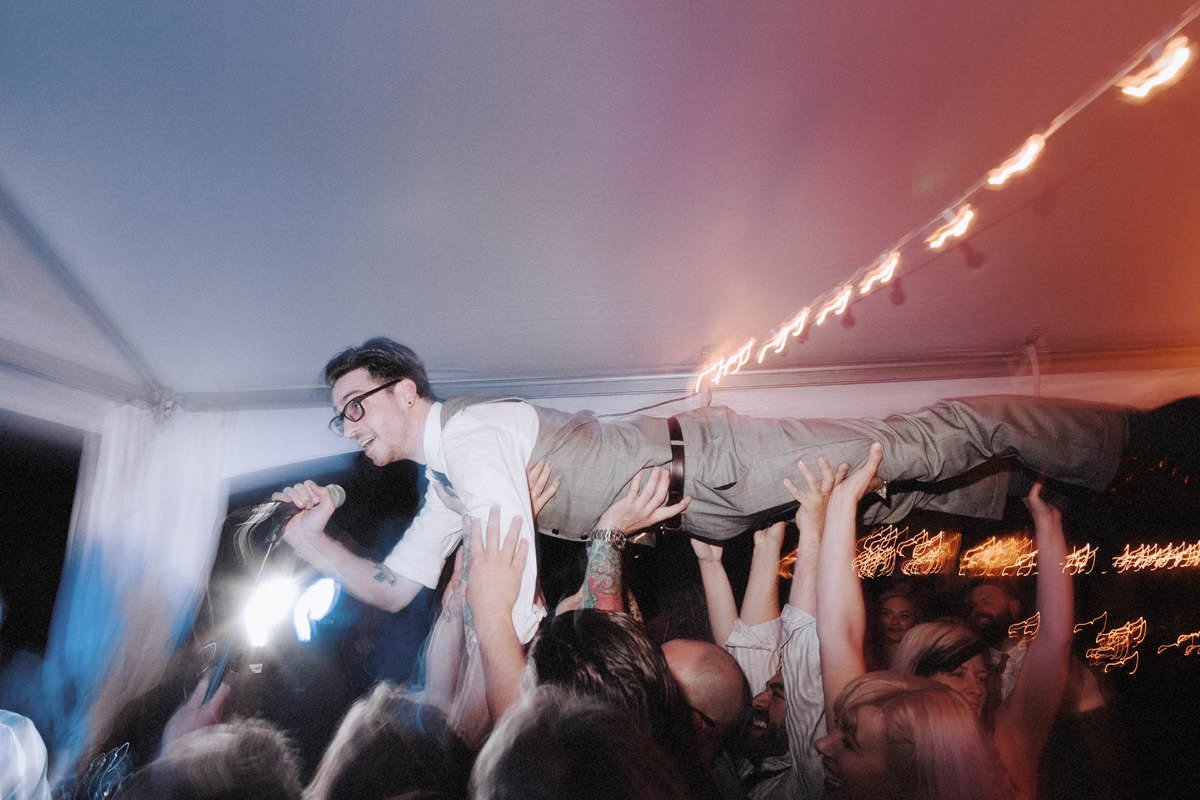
xmin=2 ymin=1 xmax=1198 ymax=409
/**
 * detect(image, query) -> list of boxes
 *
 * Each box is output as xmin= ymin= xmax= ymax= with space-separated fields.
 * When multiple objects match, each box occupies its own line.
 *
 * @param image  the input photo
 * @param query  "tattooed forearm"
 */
xmin=581 ymin=537 xmax=624 ymax=612
xmin=372 ymin=562 xmax=398 ymax=585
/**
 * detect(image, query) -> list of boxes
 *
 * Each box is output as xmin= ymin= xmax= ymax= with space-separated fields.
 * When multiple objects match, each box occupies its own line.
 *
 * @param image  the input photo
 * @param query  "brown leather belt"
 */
xmin=663 ymin=415 xmax=685 ymax=531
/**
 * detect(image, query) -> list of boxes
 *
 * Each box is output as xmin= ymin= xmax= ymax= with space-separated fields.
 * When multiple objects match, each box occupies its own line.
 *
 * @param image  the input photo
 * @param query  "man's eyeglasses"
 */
xmin=329 ymin=378 xmax=402 ymax=436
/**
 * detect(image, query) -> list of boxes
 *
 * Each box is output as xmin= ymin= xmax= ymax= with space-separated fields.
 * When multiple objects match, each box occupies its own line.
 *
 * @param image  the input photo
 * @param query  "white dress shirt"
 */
xmin=383 ymin=400 xmax=546 ymax=642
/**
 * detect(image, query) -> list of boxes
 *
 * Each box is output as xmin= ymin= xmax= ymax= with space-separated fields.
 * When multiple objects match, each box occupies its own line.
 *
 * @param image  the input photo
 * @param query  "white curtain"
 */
xmin=38 ymin=401 xmax=232 ymax=776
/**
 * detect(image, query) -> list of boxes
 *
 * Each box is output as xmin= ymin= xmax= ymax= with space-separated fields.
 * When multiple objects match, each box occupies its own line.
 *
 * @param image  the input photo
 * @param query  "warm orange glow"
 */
xmin=1111 ymin=540 xmax=1200 ymax=573
xmin=855 ymin=526 xmax=902 ymax=578
xmin=859 ymin=251 xmax=900 ymax=295
xmin=925 ymin=206 xmax=976 ymax=250
xmin=899 ymin=529 xmax=962 ymax=576
xmin=1078 ymin=614 xmax=1147 ymax=675
xmin=1157 ymin=631 xmax=1200 ymax=657
xmin=1118 ymin=36 xmax=1193 ymax=99
xmin=958 ymin=535 xmax=1037 ymax=577
xmin=756 ymin=308 xmax=810 ymax=363
xmin=693 ymin=338 xmax=756 ymax=392
xmin=815 ymin=286 xmax=853 ymax=326
xmin=1009 ymin=611 xmax=1040 ymax=640
xmin=986 ymin=134 xmax=1046 ymax=187
xmin=1062 ymin=543 xmax=1099 ymax=576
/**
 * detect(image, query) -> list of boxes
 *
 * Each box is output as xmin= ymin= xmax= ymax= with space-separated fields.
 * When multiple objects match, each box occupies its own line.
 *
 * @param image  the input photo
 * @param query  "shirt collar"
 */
xmin=423 ymin=401 xmax=446 ymax=472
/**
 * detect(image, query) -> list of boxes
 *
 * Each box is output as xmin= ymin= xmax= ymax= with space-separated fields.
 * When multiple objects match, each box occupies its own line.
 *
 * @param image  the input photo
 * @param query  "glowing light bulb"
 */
xmin=958 ymin=535 xmax=1037 ymax=577
xmin=694 ymin=339 xmax=757 ymax=392
xmin=756 ymin=308 xmax=810 ymax=363
xmin=293 ymin=578 xmax=339 ymax=642
xmin=987 ymin=134 xmax=1046 ymax=187
xmin=1118 ymin=36 xmax=1193 ymax=99
xmin=898 ymin=529 xmax=961 ymax=576
xmin=1082 ymin=615 xmax=1147 ymax=675
xmin=243 ymin=577 xmax=299 ymax=648
xmin=1009 ymin=611 xmax=1041 ymax=640
xmin=815 ymin=286 xmax=853 ymax=326
xmin=1111 ymin=539 xmax=1200 ymax=573
xmin=1157 ymin=630 xmax=1200 ymax=656
xmin=925 ymin=206 xmax=976 ymax=250
xmin=855 ymin=525 xmax=902 ymax=578
xmin=859 ymin=251 xmax=900 ymax=295
xmin=1062 ymin=543 xmax=1099 ymax=576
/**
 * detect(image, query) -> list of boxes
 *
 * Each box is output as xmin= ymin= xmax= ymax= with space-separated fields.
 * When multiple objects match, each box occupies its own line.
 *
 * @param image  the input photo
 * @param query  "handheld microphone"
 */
xmin=229 ymin=484 xmax=347 ymax=566
xmin=206 ymin=484 xmax=347 ymax=703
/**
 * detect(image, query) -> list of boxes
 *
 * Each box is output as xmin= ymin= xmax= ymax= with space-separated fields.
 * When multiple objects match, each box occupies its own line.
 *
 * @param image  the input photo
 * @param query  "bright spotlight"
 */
xmin=243 ymin=577 xmax=299 ymax=647
xmin=293 ymin=578 xmax=339 ymax=642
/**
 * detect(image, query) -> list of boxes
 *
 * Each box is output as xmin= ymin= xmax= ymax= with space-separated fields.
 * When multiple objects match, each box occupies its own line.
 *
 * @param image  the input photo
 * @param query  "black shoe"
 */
xmin=1125 ymin=396 xmax=1200 ymax=474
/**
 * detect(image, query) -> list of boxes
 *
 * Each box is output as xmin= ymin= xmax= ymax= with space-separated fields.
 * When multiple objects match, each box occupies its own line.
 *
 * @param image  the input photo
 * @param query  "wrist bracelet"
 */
xmin=587 ymin=528 xmax=628 ymax=550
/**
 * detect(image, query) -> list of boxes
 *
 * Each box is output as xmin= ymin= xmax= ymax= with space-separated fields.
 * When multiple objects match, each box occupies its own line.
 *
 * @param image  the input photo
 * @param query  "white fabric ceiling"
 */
xmin=2 ymin=1 xmax=1198 ymax=410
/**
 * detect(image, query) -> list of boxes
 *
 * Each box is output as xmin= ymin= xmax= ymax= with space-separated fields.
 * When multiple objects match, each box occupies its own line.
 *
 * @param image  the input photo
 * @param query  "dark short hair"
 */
xmin=324 ymin=337 xmax=435 ymax=399
xmin=529 ymin=610 xmax=683 ymax=744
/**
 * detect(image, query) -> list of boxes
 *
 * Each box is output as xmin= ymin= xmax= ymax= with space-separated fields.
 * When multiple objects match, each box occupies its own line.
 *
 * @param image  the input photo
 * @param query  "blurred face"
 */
xmin=815 ymin=705 xmax=893 ymax=800
xmin=744 ymin=670 xmax=788 ymax=757
xmin=930 ymin=653 xmax=988 ymax=717
xmin=879 ymin=596 xmax=917 ymax=644
xmin=969 ymin=585 xmax=1019 ymax=646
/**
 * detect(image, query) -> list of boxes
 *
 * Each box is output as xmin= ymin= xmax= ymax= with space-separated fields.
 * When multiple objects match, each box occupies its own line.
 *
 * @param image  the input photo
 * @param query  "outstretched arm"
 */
xmin=277 ymin=480 xmax=425 ymax=613
xmin=784 ymin=457 xmax=843 ymax=615
xmin=465 ymin=507 xmax=530 ymax=723
xmin=816 ymin=443 xmax=883 ymax=721
xmin=740 ymin=522 xmax=787 ymax=626
xmin=996 ymin=483 xmax=1074 ymax=780
xmin=691 ymin=539 xmax=738 ymax=646
xmin=421 ymin=548 xmax=466 ymax=712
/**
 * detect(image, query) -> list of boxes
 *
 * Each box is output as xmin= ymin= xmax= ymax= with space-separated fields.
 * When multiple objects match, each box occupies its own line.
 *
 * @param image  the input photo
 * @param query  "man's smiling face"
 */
xmin=331 ymin=367 xmax=416 ymax=466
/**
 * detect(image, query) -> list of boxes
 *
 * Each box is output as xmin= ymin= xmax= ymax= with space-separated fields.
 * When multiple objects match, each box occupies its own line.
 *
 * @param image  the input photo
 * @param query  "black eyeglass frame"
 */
xmin=329 ymin=378 xmax=403 ymax=435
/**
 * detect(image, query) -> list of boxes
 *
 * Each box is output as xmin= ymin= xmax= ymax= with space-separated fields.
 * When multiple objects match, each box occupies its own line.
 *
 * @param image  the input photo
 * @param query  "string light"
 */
xmin=986 ymin=134 xmax=1046 ymax=187
xmin=815 ymin=286 xmax=853 ymax=326
xmin=859 ymin=251 xmax=900 ymax=295
xmin=693 ymin=338 xmax=756 ymax=393
xmin=1081 ymin=614 xmax=1147 ymax=675
xmin=756 ymin=308 xmax=810 ymax=364
xmin=1008 ymin=611 xmax=1041 ymax=640
xmin=690 ymin=5 xmax=1200 ymax=392
xmin=1117 ymin=35 xmax=1194 ymax=99
xmin=1157 ymin=630 xmax=1200 ymax=656
xmin=925 ymin=205 xmax=976 ymax=250
xmin=1062 ymin=543 xmax=1099 ymax=576
xmin=899 ymin=529 xmax=961 ymax=576
xmin=855 ymin=525 xmax=902 ymax=578
xmin=958 ymin=535 xmax=1038 ymax=577
xmin=1112 ymin=540 xmax=1200 ymax=573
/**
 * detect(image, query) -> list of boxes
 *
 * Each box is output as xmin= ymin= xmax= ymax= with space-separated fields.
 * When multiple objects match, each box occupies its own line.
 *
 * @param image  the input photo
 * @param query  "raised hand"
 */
xmin=597 ymin=467 xmax=691 ymax=532
xmin=465 ymin=506 xmax=528 ymax=622
xmin=784 ymin=456 xmax=846 ymax=533
xmin=690 ymin=538 xmax=725 ymax=563
xmin=829 ymin=442 xmax=885 ymax=506
xmin=527 ymin=459 xmax=561 ymax=520
xmin=160 ymin=675 xmax=230 ymax=754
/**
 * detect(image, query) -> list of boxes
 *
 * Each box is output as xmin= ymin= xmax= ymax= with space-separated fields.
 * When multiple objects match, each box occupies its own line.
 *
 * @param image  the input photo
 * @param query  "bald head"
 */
xmin=661 ymin=639 xmax=750 ymax=762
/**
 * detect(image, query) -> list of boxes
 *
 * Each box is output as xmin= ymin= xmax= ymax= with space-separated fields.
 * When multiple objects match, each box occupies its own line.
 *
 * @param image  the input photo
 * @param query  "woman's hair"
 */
xmin=470 ymin=685 xmax=690 ymax=800
xmin=891 ymin=620 xmax=988 ymax=678
xmin=305 ymin=683 xmax=471 ymax=800
xmin=833 ymin=673 xmax=1013 ymax=800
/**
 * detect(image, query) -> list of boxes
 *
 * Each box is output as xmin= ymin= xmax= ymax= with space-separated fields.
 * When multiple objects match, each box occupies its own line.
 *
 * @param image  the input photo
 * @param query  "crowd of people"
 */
xmin=6 ymin=337 xmax=1194 ymax=799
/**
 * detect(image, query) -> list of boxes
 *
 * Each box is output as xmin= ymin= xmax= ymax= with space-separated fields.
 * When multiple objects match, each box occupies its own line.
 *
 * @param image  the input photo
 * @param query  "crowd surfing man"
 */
xmin=276 ymin=337 xmax=1193 ymax=640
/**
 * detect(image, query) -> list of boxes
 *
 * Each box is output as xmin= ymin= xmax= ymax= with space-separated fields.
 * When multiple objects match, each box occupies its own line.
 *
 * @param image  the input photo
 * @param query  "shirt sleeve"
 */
xmin=725 ymin=616 xmax=783 ymax=695
xmin=441 ymin=402 xmax=546 ymax=643
xmin=384 ymin=476 xmax=466 ymax=589
xmin=779 ymin=604 xmax=827 ymax=800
